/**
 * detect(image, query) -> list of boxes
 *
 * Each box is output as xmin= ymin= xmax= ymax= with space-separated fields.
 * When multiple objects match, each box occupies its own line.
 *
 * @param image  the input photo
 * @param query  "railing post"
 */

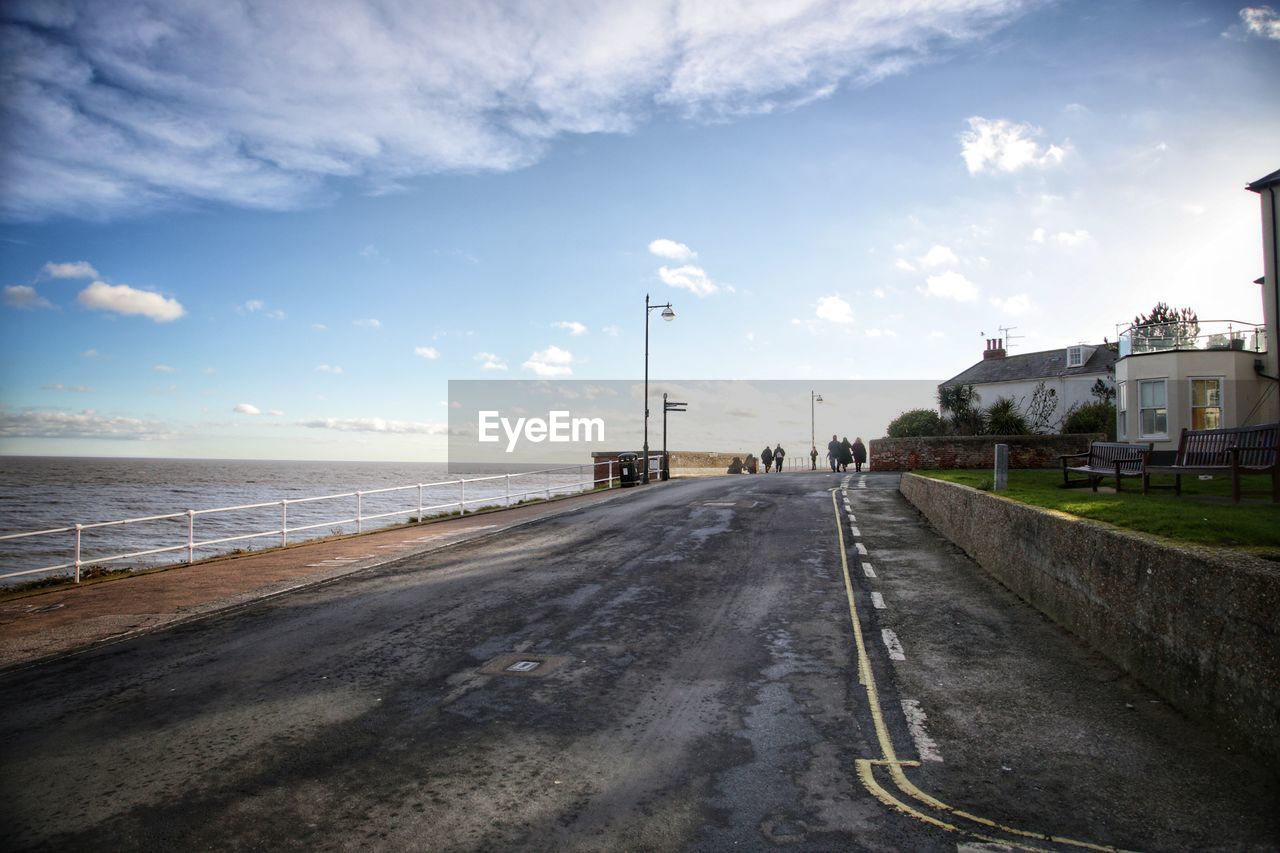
xmin=418 ymin=484 xmax=423 ymax=523
xmin=357 ymin=490 xmax=363 ymax=533
xmin=281 ymin=500 xmax=288 ymax=546
xmin=74 ymin=523 xmax=82 ymax=583
xmin=546 ymin=469 xmax=551 ymax=501
xmin=187 ymin=510 xmax=195 ymax=564
xmin=460 ymin=479 xmax=467 ymax=515
xmin=506 ymin=473 xmax=511 ymax=507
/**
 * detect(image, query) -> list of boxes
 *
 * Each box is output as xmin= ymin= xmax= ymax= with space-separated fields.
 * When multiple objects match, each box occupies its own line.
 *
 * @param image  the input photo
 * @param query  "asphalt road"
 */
xmin=1 ymin=472 xmax=1276 ymax=851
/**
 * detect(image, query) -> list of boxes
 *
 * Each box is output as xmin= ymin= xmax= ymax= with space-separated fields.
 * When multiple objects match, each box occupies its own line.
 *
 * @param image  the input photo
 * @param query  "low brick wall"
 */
xmin=900 ymin=473 xmax=1280 ymax=765
xmin=870 ymin=434 xmax=1100 ymax=471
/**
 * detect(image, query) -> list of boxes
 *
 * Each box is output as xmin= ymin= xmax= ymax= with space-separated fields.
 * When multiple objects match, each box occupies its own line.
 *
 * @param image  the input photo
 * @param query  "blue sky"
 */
xmin=2 ymin=0 xmax=1278 ymax=461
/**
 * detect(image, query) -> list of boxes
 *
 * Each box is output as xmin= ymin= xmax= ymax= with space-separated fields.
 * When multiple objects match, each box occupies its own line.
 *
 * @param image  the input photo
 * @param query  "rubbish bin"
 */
xmin=617 ymin=452 xmax=639 ymax=487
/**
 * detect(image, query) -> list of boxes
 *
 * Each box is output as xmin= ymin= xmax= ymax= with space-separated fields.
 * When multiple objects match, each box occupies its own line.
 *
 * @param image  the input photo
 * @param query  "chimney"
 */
xmin=982 ymin=338 xmax=1006 ymax=360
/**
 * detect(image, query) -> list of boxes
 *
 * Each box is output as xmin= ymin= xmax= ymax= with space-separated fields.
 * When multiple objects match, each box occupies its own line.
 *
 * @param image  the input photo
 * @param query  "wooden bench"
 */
xmin=1059 ymin=441 xmax=1152 ymax=491
xmin=1141 ymin=423 xmax=1279 ymax=503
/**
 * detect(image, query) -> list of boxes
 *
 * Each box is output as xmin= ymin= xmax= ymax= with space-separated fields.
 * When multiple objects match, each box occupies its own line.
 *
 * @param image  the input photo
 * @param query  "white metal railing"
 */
xmin=0 ymin=462 xmax=619 ymax=585
xmin=1116 ymin=319 xmax=1267 ymax=357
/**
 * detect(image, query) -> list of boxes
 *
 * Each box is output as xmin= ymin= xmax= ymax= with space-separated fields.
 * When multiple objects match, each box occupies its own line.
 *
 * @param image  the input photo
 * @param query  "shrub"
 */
xmin=1063 ymin=401 xmax=1117 ymax=441
xmin=985 ymin=397 xmax=1029 ymax=435
xmin=886 ymin=409 xmax=945 ymax=438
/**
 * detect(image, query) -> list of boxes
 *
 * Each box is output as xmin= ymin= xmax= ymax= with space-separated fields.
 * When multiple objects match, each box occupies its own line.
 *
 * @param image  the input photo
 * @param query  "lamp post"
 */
xmin=663 ymin=393 xmax=687 ymax=481
xmin=811 ymin=390 xmax=823 ymax=470
xmin=644 ymin=293 xmax=675 ymax=484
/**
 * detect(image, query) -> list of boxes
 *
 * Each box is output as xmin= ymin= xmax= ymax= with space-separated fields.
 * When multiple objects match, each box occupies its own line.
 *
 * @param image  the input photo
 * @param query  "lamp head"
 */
xmin=661 ymin=306 xmax=675 ymax=321
xmin=815 ymin=394 xmax=823 ymax=403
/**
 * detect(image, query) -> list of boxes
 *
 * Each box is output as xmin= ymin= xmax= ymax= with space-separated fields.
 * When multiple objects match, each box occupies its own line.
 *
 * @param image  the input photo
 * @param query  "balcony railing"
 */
xmin=1116 ymin=320 xmax=1268 ymax=357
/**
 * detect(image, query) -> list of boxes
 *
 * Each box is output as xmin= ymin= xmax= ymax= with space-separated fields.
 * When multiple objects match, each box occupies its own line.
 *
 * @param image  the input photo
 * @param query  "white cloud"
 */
xmin=919 ymin=245 xmax=958 ymax=267
xmin=522 ymin=345 xmax=574 ymax=377
xmin=0 ymin=407 xmax=171 ymax=439
xmin=267 ymin=409 xmax=284 ymax=416
xmin=359 ymin=244 xmax=381 ymax=259
xmin=311 ymin=323 xmax=328 ymax=332
xmin=1241 ymin=6 xmax=1280 ymax=39
xmin=42 ymin=260 xmax=99 ymax=279
xmin=233 ymin=403 xmax=261 ymax=415
xmin=923 ymin=270 xmax=978 ymax=302
xmin=960 ymin=117 xmax=1068 ymax=175
xmin=658 ymin=264 xmax=719 ymax=297
xmin=81 ymin=348 xmax=99 ymax=359
xmin=474 ymin=351 xmax=508 ymax=371
xmin=601 ymin=324 xmax=620 ymax=337
xmin=315 ymin=364 xmax=344 ymax=374
xmin=244 ymin=299 xmax=265 ymax=313
xmin=648 ymin=239 xmax=697 ymax=261
xmin=555 ymin=320 xmax=588 ymax=336
xmin=1030 ymin=227 xmax=1046 ymax=243
xmin=152 ymin=364 xmax=176 ymax=373
xmin=989 ymin=294 xmax=1032 ymax=315
xmin=1051 ymin=229 xmax=1092 ymax=247
xmin=76 ymin=281 xmax=185 ymax=322
xmin=299 ymin=417 xmax=448 ymax=435
xmin=872 ymin=287 xmax=886 ymax=298
xmin=41 ymin=383 xmax=93 ymax=392
xmin=864 ymin=327 xmax=897 ymax=338
xmin=414 ymin=345 xmax=440 ymax=359
xmin=4 ymin=284 xmax=53 ymax=309
xmin=353 ymin=318 xmax=381 ymax=329
xmin=815 ymin=294 xmax=855 ymax=324
xmin=894 ymin=259 xmax=916 ymax=272
xmin=0 ymin=2 xmax=1035 ymax=221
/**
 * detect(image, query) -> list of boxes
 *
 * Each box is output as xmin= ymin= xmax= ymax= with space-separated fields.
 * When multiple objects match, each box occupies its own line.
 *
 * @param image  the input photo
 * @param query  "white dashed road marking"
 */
xmin=862 ymin=562 xmax=876 ymax=578
xmin=870 ymin=591 xmax=886 ymax=609
xmin=848 ymin=525 xmax=861 ymax=537
xmin=901 ymin=698 xmax=944 ymax=762
xmin=855 ymin=542 xmax=868 ymax=556
xmin=881 ymin=628 xmax=906 ymax=660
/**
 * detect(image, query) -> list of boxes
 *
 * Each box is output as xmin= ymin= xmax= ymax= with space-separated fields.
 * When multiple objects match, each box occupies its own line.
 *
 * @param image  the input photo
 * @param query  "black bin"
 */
xmin=617 ymin=452 xmax=639 ymax=487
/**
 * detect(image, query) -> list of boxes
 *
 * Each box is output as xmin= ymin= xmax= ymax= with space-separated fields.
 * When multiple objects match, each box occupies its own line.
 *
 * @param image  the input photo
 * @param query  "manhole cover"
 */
xmin=480 ymin=653 xmax=569 ymax=678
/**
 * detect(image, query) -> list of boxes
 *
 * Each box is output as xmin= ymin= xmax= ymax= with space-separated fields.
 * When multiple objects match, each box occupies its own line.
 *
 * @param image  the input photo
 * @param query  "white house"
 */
xmin=1113 ymin=168 xmax=1280 ymax=449
xmin=940 ymin=338 xmax=1117 ymax=430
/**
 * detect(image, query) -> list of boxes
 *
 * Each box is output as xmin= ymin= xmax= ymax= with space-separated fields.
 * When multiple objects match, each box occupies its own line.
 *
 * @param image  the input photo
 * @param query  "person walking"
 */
xmin=772 ymin=444 xmax=785 ymax=472
xmin=809 ymin=446 xmax=818 ymax=470
xmin=826 ymin=434 xmax=840 ymax=472
xmin=852 ymin=437 xmax=867 ymax=473
xmin=760 ymin=445 xmax=774 ymax=474
xmin=839 ymin=437 xmax=853 ymax=473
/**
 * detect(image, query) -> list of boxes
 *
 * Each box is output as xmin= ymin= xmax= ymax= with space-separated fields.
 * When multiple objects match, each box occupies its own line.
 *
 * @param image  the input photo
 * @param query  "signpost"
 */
xmin=663 ymin=393 xmax=687 ymax=481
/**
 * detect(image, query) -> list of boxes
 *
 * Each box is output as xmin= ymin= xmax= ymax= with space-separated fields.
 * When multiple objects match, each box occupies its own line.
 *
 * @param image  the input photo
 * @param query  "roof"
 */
xmin=941 ymin=344 xmax=1116 ymax=387
xmin=1246 ymin=168 xmax=1280 ymax=192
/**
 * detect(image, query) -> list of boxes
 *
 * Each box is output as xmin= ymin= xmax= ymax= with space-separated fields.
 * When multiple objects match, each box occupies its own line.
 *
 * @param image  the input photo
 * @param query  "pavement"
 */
xmin=0 ymin=484 xmax=640 ymax=671
xmin=0 ymin=471 xmax=1276 ymax=851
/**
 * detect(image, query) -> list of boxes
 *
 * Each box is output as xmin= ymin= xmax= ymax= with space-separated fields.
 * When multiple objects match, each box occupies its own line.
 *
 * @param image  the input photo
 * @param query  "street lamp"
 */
xmin=644 ymin=293 xmax=675 ymax=484
xmin=811 ymin=390 xmax=824 ymax=470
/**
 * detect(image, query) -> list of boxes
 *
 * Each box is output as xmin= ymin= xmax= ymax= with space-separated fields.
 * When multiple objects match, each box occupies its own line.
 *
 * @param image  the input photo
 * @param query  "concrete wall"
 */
xmin=900 ymin=473 xmax=1280 ymax=765
xmin=869 ymin=434 xmax=1099 ymax=471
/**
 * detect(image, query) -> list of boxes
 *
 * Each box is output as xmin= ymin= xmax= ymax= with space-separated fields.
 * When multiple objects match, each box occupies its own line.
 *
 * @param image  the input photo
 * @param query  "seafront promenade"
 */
xmin=0 ymin=484 xmax=638 ymax=671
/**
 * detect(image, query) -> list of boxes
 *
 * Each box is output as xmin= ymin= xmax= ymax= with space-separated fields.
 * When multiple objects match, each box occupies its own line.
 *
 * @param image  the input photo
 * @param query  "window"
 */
xmin=1139 ymin=379 xmax=1167 ymax=437
xmin=1190 ymin=378 xmax=1222 ymax=430
xmin=1067 ymin=346 xmax=1084 ymax=368
xmin=1116 ymin=381 xmax=1127 ymax=439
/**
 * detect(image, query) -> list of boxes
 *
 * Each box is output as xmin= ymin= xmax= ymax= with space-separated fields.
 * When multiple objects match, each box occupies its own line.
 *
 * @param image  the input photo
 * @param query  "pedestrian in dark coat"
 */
xmin=852 ymin=437 xmax=867 ymax=472
xmin=761 ymin=445 xmax=774 ymax=473
xmin=826 ymin=435 xmax=840 ymax=472
xmin=839 ymin=437 xmax=853 ymax=473
xmin=772 ymin=444 xmax=785 ymax=471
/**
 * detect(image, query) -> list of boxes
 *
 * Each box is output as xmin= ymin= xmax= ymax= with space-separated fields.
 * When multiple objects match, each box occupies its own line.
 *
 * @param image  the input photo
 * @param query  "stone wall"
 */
xmin=900 ymin=473 xmax=1280 ymax=765
xmin=869 ymin=434 xmax=1100 ymax=471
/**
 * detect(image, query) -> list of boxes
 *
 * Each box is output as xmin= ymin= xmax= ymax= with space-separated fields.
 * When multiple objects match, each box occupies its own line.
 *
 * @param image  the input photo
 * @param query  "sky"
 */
xmin=1 ymin=0 xmax=1278 ymax=461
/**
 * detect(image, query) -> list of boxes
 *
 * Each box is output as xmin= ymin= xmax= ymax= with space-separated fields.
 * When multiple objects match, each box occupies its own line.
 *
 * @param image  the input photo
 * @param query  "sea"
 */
xmin=0 ymin=456 xmax=600 ymax=584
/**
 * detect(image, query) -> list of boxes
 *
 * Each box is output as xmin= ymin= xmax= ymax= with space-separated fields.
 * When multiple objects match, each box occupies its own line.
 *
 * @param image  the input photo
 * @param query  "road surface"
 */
xmin=1 ymin=472 xmax=1276 ymax=850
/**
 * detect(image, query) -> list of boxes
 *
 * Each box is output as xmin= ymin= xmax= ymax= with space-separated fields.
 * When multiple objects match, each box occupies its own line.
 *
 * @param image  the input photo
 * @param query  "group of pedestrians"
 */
xmin=759 ymin=444 xmax=787 ymax=473
xmin=819 ymin=435 xmax=866 ymax=473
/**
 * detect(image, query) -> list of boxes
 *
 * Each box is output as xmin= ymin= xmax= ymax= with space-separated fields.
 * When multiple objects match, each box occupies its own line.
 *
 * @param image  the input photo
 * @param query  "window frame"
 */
xmin=1138 ymin=378 xmax=1168 ymax=440
xmin=1116 ymin=380 xmax=1127 ymax=439
xmin=1066 ymin=346 xmax=1084 ymax=368
xmin=1188 ymin=376 xmax=1224 ymax=431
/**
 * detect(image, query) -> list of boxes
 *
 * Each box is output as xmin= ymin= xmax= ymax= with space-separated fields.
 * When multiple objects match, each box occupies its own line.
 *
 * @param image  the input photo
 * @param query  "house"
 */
xmin=1112 ymin=168 xmax=1280 ymax=449
xmin=940 ymin=338 xmax=1117 ymax=430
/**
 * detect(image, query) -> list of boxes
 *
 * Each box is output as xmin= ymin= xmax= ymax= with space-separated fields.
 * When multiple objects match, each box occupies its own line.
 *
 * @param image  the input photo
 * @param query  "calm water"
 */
xmin=0 ymin=457 xmax=600 ymax=583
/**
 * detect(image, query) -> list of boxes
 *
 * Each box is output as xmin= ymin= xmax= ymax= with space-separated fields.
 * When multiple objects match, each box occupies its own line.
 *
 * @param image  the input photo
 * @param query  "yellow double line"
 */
xmin=830 ymin=490 xmax=1129 ymax=852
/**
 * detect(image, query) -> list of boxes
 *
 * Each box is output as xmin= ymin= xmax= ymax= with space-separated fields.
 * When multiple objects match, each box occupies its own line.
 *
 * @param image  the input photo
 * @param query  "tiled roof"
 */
xmin=941 ymin=345 xmax=1116 ymax=387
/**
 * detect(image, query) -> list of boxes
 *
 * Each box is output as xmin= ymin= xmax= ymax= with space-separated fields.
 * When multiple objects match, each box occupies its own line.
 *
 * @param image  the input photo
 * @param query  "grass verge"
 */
xmin=916 ymin=468 xmax=1280 ymax=554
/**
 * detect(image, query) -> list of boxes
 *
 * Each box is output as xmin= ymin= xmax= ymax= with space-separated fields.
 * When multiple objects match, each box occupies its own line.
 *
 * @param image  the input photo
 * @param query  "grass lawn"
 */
xmin=916 ymin=468 xmax=1280 ymax=555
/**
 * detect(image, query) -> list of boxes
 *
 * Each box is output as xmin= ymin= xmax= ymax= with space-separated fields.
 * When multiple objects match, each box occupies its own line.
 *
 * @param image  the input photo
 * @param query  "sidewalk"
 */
xmin=0 ymin=484 xmax=645 ymax=671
